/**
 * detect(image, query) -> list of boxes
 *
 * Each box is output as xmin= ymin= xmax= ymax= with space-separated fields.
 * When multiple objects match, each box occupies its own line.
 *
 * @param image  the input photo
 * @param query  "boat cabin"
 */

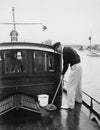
xmin=0 ymin=42 xmax=62 ymax=115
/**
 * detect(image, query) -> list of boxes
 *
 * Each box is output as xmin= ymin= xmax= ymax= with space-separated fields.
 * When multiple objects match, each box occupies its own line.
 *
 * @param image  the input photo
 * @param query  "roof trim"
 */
xmin=0 ymin=45 xmax=54 ymax=52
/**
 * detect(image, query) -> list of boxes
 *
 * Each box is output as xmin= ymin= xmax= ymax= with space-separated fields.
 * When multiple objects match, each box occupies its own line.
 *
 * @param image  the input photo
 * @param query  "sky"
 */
xmin=0 ymin=0 xmax=100 ymax=46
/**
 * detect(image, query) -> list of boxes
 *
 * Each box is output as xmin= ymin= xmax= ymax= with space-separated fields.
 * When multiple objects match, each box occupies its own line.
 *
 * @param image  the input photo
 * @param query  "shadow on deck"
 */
xmin=0 ymin=93 xmax=100 ymax=130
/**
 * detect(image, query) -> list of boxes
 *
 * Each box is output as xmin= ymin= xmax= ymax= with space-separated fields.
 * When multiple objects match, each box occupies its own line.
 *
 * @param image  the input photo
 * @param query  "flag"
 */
xmin=43 ymin=25 xmax=47 ymax=31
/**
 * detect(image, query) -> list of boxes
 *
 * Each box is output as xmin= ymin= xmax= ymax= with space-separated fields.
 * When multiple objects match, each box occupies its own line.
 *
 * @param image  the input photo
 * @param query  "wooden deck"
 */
xmin=0 ymin=93 xmax=100 ymax=130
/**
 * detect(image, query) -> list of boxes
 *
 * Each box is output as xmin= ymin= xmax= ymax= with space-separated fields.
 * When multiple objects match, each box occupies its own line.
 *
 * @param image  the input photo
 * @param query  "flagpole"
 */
xmin=12 ymin=7 xmax=16 ymax=31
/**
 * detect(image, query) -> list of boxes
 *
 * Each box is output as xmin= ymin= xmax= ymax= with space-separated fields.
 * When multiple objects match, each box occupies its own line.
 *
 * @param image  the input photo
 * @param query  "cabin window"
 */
xmin=33 ymin=51 xmax=55 ymax=72
xmin=34 ymin=51 xmax=47 ymax=72
xmin=0 ymin=51 xmax=2 ymax=61
xmin=3 ymin=50 xmax=27 ymax=73
xmin=47 ymin=54 xmax=54 ymax=72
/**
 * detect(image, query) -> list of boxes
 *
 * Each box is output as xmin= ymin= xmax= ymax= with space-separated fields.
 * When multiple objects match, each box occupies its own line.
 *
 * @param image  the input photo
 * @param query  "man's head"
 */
xmin=53 ymin=42 xmax=62 ymax=53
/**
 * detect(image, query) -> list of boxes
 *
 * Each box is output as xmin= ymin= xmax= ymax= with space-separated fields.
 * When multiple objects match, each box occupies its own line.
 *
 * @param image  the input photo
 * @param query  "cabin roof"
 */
xmin=0 ymin=42 xmax=59 ymax=54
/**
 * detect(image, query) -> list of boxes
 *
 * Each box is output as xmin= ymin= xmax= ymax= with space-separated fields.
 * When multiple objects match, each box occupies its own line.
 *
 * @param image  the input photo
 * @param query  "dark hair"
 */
xmin=52 ymin=42 xmax=61 ymax=50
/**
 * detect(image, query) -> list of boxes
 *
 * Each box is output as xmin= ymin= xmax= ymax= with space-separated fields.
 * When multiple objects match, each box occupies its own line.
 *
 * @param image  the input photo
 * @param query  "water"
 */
xmin=64 ymin=50 xmax=100 ymax=103
xmin=79 ymin=50 xmax=100 ymax=103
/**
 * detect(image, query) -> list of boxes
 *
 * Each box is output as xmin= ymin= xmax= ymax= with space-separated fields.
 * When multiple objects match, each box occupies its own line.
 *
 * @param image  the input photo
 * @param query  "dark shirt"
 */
xmin=62 ymin=47 xmax=80 ymax=75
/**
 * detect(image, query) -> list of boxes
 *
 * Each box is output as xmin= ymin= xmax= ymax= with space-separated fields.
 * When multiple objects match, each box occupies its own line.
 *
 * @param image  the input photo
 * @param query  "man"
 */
xmin=53 ymin=42 xmax=82 ymax=109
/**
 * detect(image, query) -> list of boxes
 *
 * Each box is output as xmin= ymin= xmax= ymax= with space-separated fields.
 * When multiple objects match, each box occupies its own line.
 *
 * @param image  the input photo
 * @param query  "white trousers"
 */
xmin=66 ymin=63 xmax=82 ymax=107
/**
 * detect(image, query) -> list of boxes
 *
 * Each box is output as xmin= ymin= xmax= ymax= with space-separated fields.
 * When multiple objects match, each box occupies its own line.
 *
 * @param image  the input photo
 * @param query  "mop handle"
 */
xmin=51 ymin=79 xmax=63 ymax=104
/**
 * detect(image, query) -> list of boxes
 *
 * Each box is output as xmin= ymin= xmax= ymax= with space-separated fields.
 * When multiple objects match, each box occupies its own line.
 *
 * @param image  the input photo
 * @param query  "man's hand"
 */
xmin=60 ymin=74 xmax=64 ymax=80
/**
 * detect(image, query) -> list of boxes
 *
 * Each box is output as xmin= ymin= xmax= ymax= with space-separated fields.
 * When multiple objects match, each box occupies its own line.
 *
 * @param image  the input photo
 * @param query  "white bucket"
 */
xmin=37 ymin=94 xmax=49 ymax=107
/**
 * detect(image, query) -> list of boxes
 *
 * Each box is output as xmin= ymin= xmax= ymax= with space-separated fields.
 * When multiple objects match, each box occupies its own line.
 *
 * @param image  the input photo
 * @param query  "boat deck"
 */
xmin=0 ymin=93 xmax=99 ymax=130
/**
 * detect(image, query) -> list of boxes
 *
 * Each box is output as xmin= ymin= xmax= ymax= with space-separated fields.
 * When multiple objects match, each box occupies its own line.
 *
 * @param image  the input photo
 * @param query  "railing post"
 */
xmin=90 ymin=98 xmax=93 ymax=110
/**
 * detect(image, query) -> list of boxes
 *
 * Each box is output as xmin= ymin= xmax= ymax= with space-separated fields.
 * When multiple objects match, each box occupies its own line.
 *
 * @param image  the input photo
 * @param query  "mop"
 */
xmin=45 ymin=79 xmax=62 ymax=111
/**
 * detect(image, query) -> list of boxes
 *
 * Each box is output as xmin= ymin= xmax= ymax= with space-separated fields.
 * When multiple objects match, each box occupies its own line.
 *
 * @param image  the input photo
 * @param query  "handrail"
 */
xmin=82 ymin=91 xmax=100 ymax=120
xmin=82 ymin=91 xmax=100 ymax=105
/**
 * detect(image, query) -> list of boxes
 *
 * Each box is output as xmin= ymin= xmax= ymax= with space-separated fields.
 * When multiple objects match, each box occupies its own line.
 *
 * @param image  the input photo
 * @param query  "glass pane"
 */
xmin=4 ymin=50 xmax=27 ymax=73
xmin=34 ymin=51 xmax=46 ymax=72
xmin=0 ymin=51 xmax=2 ymax=61
xmin=47 ymin=54 xmax=54 ymax=72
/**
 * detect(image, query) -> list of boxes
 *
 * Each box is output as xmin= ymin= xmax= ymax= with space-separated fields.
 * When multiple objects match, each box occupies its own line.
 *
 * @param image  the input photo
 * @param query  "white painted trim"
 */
xmin=0 ymin=45 xmax=55 ymax=53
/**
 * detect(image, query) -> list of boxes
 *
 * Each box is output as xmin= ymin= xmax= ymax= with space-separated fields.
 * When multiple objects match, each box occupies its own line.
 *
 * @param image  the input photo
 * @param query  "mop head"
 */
xmin=45 ymin=104 xmax=57 ymax=111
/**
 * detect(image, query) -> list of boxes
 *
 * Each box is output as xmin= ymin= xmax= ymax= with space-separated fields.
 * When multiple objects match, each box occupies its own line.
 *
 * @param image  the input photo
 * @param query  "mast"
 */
xmin=0 ymin=7 xmax=47 ymax=42
xmin=10 ymin=7 xmax=18 ymax=42
xmin=89 ymin=32 xmax=92 ymax=52
xmin=12 ymin=7 xmax=16 ymax=31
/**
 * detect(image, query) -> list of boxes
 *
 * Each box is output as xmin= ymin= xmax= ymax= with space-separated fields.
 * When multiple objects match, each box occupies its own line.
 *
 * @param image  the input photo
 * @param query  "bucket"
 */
xmin=37 ymin=94 xmax=49 ymax=107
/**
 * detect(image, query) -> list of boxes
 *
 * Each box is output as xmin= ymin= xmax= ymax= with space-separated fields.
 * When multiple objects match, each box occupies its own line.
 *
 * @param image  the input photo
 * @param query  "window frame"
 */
xmin=33 ymin=50 xmax=55 ymax=73
xmin=2 ymin=49 xmax=28 ymax=75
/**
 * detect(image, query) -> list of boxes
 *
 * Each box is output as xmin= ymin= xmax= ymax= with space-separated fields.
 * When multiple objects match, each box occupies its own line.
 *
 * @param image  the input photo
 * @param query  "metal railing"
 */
xmin=82 ymin=91 xmax=100 ymax=120
xmin=82 ymin=91 xmax=100 ymax=109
